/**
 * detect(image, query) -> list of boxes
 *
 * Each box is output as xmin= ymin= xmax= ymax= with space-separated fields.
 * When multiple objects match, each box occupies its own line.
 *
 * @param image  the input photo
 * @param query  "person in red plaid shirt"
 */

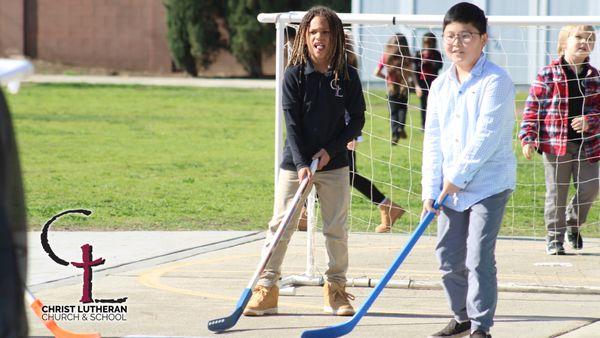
xmin=519 ymin=25 xmax=600 ymax=255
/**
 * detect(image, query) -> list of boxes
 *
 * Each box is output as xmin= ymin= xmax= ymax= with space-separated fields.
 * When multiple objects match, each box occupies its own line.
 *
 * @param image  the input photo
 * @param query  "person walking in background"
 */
xmin=375 ymin=33 xmax=421 ymax=144
xmin=414 ymin=32 xmax=443 ymax=129
xmin=519 ymin=24 xmax=600 ymax=255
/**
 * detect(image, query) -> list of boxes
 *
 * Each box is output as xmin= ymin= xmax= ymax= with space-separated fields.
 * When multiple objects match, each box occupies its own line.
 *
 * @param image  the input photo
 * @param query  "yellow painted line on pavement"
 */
xmin=137 ymin=254 xmax=322 ymax=311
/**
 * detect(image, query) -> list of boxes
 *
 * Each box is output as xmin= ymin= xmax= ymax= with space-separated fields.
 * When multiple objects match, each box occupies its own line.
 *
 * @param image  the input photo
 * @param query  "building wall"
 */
xmin=198 ymin=48 xmax=276 ymax=77
xmin=0 ymin=0 xmax=24 ymax=57
xmin=0 ymin=0 xmax=275 ymax=76
xmin=27 ymin=0 xmax=172 ymax=73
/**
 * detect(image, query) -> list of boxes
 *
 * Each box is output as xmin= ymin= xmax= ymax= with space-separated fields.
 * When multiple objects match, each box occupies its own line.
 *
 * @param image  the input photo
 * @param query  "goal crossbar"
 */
xmin=258 ymin=12 xmax=600 ymax=26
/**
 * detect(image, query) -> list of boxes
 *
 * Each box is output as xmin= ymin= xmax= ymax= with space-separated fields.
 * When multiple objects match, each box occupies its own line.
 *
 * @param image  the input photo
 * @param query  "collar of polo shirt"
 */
xmin=304 ymin=59 xmax=333 ymax=76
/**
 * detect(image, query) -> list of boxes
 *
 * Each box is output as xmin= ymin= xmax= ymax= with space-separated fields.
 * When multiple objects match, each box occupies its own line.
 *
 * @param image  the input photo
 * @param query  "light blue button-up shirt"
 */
xmin=421 ymin=54 xmax=516 ymax=211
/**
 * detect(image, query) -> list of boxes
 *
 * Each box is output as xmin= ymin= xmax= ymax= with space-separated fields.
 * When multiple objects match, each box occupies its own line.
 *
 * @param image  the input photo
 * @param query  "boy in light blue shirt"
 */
xmin=421 ymin=3 xmax=516 ymax=338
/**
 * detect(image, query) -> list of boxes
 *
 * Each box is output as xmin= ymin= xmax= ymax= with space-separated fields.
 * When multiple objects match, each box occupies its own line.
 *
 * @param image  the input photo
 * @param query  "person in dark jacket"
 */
xmin=243 ymin=6 xmax=365 ymax=317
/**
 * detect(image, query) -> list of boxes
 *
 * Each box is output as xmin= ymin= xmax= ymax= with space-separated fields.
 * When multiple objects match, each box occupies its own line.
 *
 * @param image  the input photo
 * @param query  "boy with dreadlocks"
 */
xmin=243 ymin=6 xmax=365 ymax=317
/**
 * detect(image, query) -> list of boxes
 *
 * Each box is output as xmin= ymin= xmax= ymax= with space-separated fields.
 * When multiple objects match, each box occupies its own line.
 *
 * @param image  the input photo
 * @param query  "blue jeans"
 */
xmin=435 ymin=189 xmax=511 ymax=332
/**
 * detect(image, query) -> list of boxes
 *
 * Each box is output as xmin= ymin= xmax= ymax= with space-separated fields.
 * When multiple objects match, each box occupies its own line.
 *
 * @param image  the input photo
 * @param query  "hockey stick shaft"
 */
xmin=301 ymin=194 xmax=447 ymax=338
xmin=208 ymin=159 xmax=318 ymax=332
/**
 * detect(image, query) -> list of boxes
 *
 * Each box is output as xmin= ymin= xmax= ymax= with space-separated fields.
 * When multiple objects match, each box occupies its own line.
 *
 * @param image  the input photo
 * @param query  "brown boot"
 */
xmin=297 ymin=206 xmax=308 ymax=231
xmin=323 ymin=281 xmax=355 ymax=316
xmin=243 ymin=285 xmax=278 ymax=316
xmin=375 ymin=199 xmax=405 ymax=233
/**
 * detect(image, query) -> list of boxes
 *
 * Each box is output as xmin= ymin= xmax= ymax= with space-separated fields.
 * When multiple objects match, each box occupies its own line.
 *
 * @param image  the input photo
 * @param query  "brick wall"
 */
xmin=0 ymin=0 xmax=24 ymax=57
xmin=0 ymin=0 xmax=276 ymax=76
xmin=29 ymin=0 xmax=172 ymax=73
xmin=196 ymin=44 xmax=276 ymax=78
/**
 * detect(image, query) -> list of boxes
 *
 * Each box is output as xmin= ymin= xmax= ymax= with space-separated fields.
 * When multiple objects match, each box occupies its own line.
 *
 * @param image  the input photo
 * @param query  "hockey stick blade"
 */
xmin=207 ymin=288 xmax=252 ymax=332
xmin=302 ymin=195 xmax=447 ymax=338
xmin=302 ymin=315 xmax=360 ymax=338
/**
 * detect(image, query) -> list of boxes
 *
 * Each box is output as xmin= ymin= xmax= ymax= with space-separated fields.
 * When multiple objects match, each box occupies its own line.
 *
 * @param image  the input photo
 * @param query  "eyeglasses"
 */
xmin=443 ymin=31 xmax=482 ymax=44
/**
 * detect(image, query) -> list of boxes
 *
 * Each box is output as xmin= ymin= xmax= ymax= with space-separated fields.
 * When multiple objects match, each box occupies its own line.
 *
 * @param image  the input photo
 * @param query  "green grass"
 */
xmin=9 ymin=84 xmax=276 ymax=230
xmin=7 ymin=84 xmax=600 ymax=237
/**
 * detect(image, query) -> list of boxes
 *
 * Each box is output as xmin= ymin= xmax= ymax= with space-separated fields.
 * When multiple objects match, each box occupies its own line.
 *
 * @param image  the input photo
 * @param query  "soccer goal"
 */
xmin=258 ymin=12 xmax=600 ymax=292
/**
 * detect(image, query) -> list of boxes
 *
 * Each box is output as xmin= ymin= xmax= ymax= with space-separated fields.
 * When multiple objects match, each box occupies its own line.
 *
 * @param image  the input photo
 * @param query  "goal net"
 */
xmin=258 ymin=12 xmax=600 ymax=290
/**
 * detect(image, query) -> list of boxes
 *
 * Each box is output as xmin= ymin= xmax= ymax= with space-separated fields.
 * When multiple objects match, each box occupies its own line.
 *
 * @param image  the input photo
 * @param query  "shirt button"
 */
xmin=455 ymin=139 xmax=459 ymax=143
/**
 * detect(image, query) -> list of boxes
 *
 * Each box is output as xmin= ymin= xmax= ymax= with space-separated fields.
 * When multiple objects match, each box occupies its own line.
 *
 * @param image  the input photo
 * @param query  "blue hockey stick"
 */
xmin=208 ymin=159 xmax=319 ymax=332
xmin=301 ymin=194 xmax=448 ymax=338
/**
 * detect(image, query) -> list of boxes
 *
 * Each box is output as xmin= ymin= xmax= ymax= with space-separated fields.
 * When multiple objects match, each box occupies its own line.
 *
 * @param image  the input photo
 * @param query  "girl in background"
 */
xmin=375 ymin=33 xmax=421 ymax=143
xmin=414 ymin=32 xmax=443 ymax=129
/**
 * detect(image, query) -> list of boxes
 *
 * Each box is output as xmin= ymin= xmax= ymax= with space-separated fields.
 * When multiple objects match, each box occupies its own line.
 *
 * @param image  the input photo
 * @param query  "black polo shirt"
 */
xmin=280 ymin=60 xmax=366 ymax=172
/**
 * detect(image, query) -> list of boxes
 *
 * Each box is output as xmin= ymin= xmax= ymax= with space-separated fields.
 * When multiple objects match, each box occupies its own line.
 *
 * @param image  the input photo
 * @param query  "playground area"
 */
xmin=27 ymin=230 xmax=600 ymax=337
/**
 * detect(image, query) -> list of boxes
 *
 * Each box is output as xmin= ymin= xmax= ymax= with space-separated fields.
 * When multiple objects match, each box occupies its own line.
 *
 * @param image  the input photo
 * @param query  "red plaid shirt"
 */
xmin=519 ymin=57 xmax=600 ymax=162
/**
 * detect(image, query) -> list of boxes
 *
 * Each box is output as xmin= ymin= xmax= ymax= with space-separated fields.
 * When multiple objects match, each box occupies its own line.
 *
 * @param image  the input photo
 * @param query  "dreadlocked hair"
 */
xmin=287 ymin=6 xmax=348 ymax=81
xmin=345 ymin=31 xmax=359 ymax=69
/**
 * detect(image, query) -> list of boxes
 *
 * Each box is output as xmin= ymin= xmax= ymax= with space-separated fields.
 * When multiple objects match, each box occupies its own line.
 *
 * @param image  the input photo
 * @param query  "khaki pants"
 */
xmin=258 ymin=167 xmax=350 ymax=287
xmin=543 ymin=142 xmax=599 ymax=242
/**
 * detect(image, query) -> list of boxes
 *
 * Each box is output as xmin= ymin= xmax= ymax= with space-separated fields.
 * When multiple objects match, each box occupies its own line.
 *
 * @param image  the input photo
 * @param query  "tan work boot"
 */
xmin=323 ymin=281 xmax=355 ymax=316
xmin=297 ymin=206 xmax=308 ymax=231
xmin=375 ymin=199 xmax=405 ymax=233
xmin=243 ymin=285 xmax=279 ymax=316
